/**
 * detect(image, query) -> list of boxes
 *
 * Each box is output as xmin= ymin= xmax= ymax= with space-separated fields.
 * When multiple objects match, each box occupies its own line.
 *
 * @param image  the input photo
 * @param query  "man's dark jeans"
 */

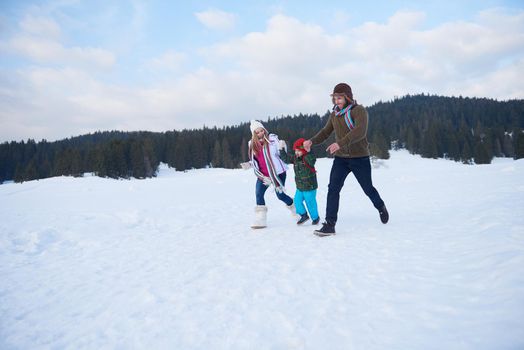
xmin=326 ymin=156 xmax=385 ymax=224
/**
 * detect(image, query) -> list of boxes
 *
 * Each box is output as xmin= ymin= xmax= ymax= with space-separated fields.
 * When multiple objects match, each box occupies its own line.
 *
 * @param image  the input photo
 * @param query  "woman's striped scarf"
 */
xmin=250 ymin=141 xmax=285 ymax=193
xmin=334 ymin=104 xmax=356 ymax=130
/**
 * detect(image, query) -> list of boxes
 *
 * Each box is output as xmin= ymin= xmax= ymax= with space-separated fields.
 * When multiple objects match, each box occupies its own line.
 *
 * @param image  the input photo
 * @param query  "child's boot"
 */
xmin=297 ymin=213 xmax=309 ymax=225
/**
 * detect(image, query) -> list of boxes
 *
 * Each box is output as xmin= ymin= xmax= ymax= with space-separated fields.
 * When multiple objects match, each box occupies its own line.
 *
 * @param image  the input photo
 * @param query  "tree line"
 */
xmin=1 ymin=94 xmax=523 ymax=184
xmin=367 ymin=94 xmax=524 ymax=163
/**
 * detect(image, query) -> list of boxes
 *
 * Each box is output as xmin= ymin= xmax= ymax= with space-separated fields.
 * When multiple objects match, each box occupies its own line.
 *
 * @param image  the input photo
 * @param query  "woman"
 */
xmin=241 ymin=120 xmax=296 ymax=229
xmin=303 ymin=83 xmax=389 ymax=236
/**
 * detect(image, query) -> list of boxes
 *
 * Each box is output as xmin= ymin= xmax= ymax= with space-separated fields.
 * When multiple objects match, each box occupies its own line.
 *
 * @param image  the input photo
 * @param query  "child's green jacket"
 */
xmin=280 ymin=149 xmax=318 ymax=191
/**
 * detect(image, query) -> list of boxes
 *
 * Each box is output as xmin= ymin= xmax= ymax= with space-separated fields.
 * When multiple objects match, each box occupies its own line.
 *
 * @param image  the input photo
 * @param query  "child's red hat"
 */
xmin=293 ymin=138 xmax=308 ymax=153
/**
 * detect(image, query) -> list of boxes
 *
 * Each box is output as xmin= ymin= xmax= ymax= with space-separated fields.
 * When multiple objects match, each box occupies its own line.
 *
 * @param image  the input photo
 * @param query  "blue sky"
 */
xmin=1 ymin=0 xmax=523 ymax=142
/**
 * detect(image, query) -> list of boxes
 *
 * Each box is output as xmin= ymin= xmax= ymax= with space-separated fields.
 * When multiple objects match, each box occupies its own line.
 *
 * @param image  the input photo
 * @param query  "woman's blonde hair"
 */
xmin=249 ymin=128 xmax=269 ymax=156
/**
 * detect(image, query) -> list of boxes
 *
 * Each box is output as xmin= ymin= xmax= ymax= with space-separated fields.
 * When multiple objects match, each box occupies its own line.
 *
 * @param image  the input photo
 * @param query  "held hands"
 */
xmin=299 ymin=139 xmax=338 ymax=154
xmin=326 ymin=143 xmax=341 ymax=154
xmin=262 ymin=176 xmax=272 ymax=186
xmin=303 ymin=140 xmax=312 ymax=152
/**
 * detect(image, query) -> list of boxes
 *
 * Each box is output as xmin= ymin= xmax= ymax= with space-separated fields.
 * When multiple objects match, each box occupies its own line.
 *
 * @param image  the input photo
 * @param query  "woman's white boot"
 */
xmin=251 ymin=205 xmax=268 ymax=229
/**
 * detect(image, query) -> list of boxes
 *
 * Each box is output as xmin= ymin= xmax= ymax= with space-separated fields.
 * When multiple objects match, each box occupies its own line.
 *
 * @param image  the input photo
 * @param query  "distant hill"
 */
xmin=1 ymin=94 xmax=523 ymax=183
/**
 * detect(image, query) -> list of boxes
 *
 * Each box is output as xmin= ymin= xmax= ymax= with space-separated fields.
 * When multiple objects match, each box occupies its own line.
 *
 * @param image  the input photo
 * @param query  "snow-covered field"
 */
xmin=1 ymin=150 xmax=523 ymax=350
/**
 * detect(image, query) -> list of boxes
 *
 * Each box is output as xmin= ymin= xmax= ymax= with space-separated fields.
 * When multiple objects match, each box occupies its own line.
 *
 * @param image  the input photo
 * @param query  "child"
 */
xmin=280 ymin=138 xmax=320 ymax=225
xmin=240 ymin=120 xmax=296 ymax=229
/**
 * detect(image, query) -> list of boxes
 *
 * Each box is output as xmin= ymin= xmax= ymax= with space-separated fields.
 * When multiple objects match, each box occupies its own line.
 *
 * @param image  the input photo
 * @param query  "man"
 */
xmin=303 ymin=83 xmax=389 ymax=237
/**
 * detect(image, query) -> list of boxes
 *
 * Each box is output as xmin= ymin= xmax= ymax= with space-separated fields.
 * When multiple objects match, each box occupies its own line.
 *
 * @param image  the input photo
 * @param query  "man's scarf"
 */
xmin=334 ymin=104 xmax=356 ymax=130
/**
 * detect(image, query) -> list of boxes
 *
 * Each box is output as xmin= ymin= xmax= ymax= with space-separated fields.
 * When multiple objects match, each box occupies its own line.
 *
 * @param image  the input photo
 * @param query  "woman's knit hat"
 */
xmin=293 ymin=138 xmax=308 ymax=154
xmin=331 ymin=83 xmax=353 ymax=101
xmin=250 ymin=120 xmax=267 ymax=134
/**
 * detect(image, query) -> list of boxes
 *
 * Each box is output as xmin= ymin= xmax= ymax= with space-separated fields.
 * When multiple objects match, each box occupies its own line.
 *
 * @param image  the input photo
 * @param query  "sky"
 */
xmin=0 ymin=0 xmax=523 ymax=142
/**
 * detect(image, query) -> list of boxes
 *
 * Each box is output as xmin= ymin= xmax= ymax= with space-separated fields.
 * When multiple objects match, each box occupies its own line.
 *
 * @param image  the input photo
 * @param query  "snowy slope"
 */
xmin=1 ymin=150 xmax=523 ymax=350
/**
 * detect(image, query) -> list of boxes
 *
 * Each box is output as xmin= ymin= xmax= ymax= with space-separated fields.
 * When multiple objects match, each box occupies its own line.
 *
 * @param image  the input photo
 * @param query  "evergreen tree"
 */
xmin=39 ymin=157 xmax=52 ymax=179
xmin=493 ymin=137 xmax=502 ymax=158
xmin=100 ymin=140 xmax=128 ymax=178
xmin=370 ymin=131 xmax=390 ymax=159
xmin=405 ymin=126 xmax=418 ymax=154
xmin=53 ymin=148 xmax=72 ymax=176
xmin=164 ymin=132 xmax=179 ymax=168
xmin=502 ymin=133 xmax=515 ymax=158
xmin=173 ymin=133 xmax=189 ymax=171
xmin=447 ymin=134 xmax=460 ymax=161
xmin=461 ymin=141 xmax=473 ymax=164
xmin=212 ymin=139 xmax=222 ymax=168
xmin=130 ymin=139 xmax=146 ymax=178
xmin=221 ymin=138 xmax=233 ymax=168
xmin=23 ymin=158 xmax=39 ymax=181
xmin=14 ymin=164 xmax=24 ymax=183
xmin=474 ymin=138 xmax=492 ymax=164
xmin=240 ymin=136 xmax=248 ymax=161
xmin=515 ymin=130 xmax=524 ymax=160
xmin=71 ymin=148 xmax=83 ymax=177
xmin=421 ymin=125 xmax=439 ymax=159
xmin=190 ymin=133 xmax=206 ymax=169
xmin=1 ymin=95 xmax=523 ymax=182
xmin=142 ymin=138 xmax=157 ymax=177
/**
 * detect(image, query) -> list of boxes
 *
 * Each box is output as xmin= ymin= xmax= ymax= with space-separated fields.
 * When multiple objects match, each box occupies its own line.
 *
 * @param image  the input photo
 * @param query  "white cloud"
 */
xmin=146 ymin=50 xmax=186 ymax=72
xmin=210 ymin=14 xmax=346 ymax=75
xmin=452 ymin=58 xmax=524 ymax=99
xmin=195 ymin=9 xmax=236 ymax=31
xmin=19 ymin=15 xmax=62 ymax=38
xmin=7 ymin=35 xmax=115 ymax=69
xmin=129 ymin=0 xmax=148 ymax=43
xmin=1 ymin=15 xmax=116 ymax=70
xmin=1 ymin=9 xmax=523 ymax=142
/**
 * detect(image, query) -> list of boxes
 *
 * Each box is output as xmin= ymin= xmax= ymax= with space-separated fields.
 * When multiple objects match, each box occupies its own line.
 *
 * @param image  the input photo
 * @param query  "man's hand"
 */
xmin=326 ymin=143 xmax=340 ymax=154
xmin=303 ymin=140 xmax=312 ymax=152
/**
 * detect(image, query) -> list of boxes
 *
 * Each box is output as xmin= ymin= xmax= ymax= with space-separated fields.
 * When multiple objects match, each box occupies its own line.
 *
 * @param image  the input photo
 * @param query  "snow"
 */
xmin=1 ymin=150 xmax=523 ymax=349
